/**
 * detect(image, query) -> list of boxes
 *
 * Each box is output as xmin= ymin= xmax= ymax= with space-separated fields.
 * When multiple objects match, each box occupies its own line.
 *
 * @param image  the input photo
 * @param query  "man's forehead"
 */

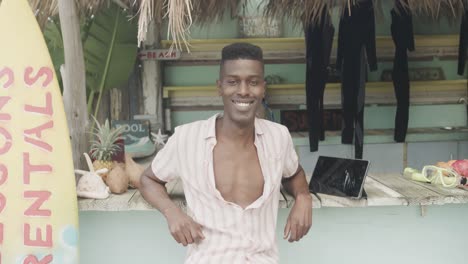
xmin=223 ymin=58 xmax=262 ymax=63
xmin=220 ymin=59 xmax=264 ymax=74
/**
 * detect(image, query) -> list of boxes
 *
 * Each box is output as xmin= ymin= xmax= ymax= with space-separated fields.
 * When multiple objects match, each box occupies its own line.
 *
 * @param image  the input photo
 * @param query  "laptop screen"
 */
xmin=309 ymin=156 xmax=370 ymax=198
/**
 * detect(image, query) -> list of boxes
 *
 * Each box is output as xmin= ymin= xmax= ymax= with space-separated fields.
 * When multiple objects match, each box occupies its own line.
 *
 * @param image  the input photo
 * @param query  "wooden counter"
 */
xmin=78 ymin=173 xmax=468 ymax=211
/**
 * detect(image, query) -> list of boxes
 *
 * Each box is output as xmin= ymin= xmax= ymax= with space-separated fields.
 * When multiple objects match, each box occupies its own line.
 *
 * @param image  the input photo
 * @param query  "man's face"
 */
xmin=217 ymin=59 xmax=266 ymax=125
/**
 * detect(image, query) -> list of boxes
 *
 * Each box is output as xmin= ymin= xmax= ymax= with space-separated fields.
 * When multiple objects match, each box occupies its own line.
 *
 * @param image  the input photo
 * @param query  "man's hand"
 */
xmin=164 ymin=206 xmax=205 ymax=246
xmin=283 ymin=193 xmax=312 ymax=242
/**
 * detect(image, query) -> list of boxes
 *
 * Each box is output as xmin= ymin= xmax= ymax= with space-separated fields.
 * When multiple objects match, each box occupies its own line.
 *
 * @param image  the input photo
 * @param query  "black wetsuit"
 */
xmin=458 ymin=9 xmax=468 ymax=76
xmin=391 ymin=6 xmax=415 ymax=142
xmin=336 ymin=0 xmax=378 ymax=159
xmin=304 ymin=8 xmax=335 ymax=152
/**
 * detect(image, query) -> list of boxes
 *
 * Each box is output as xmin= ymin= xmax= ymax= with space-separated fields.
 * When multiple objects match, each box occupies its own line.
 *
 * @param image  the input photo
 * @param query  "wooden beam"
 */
xmin=164 ymin=80 xmax=467 ymax=108
xmin=110 ymin=88 xmax=122 ymax=120
xmin=141 ymin=21 xmax=164 ymax=132
xmin=58 ymin=0 xmax=88 ymax=172
xmin=161 ymin=35 xmax=459 ymax=51
xmin=161 ymin=35 xmax=460 ymax=65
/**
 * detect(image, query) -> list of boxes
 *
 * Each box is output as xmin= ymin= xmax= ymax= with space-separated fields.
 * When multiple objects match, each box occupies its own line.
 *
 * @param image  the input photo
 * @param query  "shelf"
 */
xmin=290 ymin=127 xmax=468 ymax=146
xmin=159 ymin=35 xmax=460 ymax=65
xmin=163 ymin=79 xmax=467 ymax=108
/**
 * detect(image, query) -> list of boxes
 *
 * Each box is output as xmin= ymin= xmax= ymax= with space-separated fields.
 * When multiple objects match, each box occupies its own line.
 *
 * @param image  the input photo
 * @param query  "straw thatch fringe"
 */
xmin=1 ymin=0 xmax=466 ymax=50
xmin=137 ymin=0 xmax=152 ymax=47
xmin=0 ymin=0 xmax=141 ymax=28
xmin=165 ymin=0 xmax=193 ymax=51
xmin=192 ymin=0 xmax=242 ymax=24
xmin=400 ymin=0 xmax=467 ymax=19
xmin=2 ymin=0 xmax=241 ymax=47
xmin=263 ymin=0 xmax=467 ymax=25
xmin=136 ymin=0 xmax=242 ymax=50
xmin=23 ymin=0 xmax=59 ymax=28
xmin=262 ymin=0 xmax=357 ymax=25
xmin=137 ymin=0 xmax=164 ymax=47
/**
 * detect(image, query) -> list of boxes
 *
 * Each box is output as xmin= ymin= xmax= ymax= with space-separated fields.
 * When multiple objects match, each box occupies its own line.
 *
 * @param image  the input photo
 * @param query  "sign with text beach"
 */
xmin=0 ymin=0 xmax=79 ymax=263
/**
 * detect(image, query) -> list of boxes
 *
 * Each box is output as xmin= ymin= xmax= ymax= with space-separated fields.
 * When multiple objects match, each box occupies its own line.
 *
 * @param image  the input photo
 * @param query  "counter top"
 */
xmin=78 ymin=173 xmax=468 ymax=211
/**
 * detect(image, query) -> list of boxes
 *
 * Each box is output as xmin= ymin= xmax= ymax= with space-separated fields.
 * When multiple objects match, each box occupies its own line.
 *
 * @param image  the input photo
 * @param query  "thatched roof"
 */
xmin=0 ymin=0 xmax=239 ymax=49
xmin=138 ymin=0 xmax=468 ymax=49
xmin=1 ymin=0 xmax=467 ymax=49
xmin=264 ymin=0 xmax=468 ymax=25
xmin=141 ymin=0 xmax=242 ymax=50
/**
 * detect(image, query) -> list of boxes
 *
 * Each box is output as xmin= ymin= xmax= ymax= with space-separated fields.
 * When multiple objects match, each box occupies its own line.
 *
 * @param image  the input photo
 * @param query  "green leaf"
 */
xmin=83 ymin=3 xmax=138 ymax=117
xmin=43 ymin=3 xmax=138 ymax=116
xmin=43 ymin=19 xmax=64 ymax=91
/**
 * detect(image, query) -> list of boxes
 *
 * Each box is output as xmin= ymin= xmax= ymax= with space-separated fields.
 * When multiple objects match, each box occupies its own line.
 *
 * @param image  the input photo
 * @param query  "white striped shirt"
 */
xmin=152 ymin=113 xmax=299 ymax=264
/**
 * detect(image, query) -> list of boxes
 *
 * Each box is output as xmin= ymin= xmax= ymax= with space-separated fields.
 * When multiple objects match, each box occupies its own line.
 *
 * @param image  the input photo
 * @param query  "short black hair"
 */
xmin=221 ymin=43 xmax=263 ymax=64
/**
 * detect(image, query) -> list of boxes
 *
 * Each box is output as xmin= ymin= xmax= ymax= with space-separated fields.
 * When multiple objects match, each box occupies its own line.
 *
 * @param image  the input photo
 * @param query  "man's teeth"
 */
xmin=233 ymin=101 xmax=253 ymax=107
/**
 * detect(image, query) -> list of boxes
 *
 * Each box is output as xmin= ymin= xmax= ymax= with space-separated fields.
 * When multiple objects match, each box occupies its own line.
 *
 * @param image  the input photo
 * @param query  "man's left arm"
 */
xmin=282 ymin=167 xmax=312 ymax=242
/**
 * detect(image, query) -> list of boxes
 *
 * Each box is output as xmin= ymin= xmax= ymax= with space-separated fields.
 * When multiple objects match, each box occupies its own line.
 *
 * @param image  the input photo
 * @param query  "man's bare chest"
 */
xmin=212 ymin=144 xmax=264 ymax=208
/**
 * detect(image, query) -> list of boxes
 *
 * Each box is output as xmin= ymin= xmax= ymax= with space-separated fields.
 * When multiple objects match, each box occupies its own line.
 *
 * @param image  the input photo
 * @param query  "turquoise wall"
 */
xmin=170 ymin=104 xmax=467 ymax=130
xmin=80 ymin=204 xmax=468 ymax=264
xmin=165 ymin=61 xmax=467 ymax=87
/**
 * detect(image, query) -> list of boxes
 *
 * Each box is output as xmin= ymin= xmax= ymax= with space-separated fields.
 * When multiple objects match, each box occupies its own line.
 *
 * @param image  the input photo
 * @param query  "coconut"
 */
xmin=106 ymin=163 xmax=129 ymax=194
xmin=125 ymin=154 xmax=145 ymax=189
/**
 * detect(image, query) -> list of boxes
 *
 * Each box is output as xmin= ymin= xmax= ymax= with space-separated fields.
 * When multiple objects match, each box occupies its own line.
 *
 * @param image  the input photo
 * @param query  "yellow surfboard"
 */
xmin=0 ymin=0 xmax=79 ymax=263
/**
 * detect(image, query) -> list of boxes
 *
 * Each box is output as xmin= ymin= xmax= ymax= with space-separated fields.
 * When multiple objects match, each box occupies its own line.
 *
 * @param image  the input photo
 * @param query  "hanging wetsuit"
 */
xmin=336 ymin=0 xmax=378 ymax=159
xmin=304 ymin=8 xmax=335 ymax=152
xmin=391 ymin=6 xmax=415 ymax=142
xmin=458 ymin=9 xmax=468 ymax=76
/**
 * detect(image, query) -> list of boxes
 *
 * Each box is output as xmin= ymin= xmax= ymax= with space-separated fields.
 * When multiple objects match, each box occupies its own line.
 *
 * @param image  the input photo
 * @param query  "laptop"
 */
xmin=308 ymin=156 xmax=370 ymax=199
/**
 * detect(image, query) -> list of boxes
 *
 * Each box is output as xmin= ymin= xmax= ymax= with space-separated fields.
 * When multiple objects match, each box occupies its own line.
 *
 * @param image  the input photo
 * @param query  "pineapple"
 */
xmin=89 ymin=116 xmax=125 ymax=181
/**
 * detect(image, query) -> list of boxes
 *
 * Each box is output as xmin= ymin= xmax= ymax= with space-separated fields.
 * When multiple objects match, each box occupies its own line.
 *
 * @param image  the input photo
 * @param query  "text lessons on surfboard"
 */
xmin=0 ymin=0 xmax=79 ymax=263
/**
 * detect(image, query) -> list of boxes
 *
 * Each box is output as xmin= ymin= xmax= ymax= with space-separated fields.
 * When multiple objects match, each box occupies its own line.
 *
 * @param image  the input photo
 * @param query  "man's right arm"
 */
xmin=140 ymin=166 xmax=205 ymax=246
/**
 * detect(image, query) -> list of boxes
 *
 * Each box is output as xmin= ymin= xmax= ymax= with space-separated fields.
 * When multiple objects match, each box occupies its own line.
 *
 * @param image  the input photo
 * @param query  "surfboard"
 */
xmin=0 ymin=0 xmax=79 ymax=263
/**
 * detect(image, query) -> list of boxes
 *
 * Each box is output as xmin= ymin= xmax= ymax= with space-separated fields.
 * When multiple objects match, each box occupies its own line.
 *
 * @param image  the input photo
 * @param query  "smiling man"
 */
xmin=140 ymin=43 xmax=312 ymax=264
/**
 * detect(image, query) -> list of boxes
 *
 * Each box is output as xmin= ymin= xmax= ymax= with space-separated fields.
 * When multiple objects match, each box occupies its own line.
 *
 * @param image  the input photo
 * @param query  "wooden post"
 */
xmin=58 ymin=0 xmax=88 ymax=172
xmin=141 ymin=21 xmax=164 ymax=132
xmin=110 ymin=88 xmax=123 ymax=120
xmin=128 ymin=63 xmax=144 ymax=118
xmin=96 ymin=91 xmax=110 ymax=123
